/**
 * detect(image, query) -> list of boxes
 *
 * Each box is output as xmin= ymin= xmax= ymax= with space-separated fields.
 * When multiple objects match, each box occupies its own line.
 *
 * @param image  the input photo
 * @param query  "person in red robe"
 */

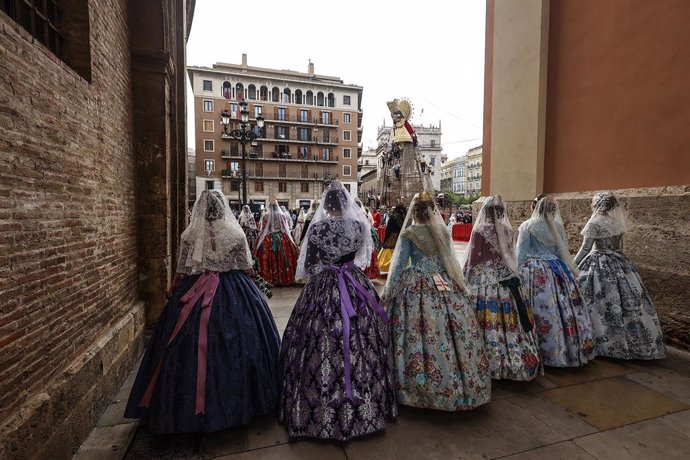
xmin=372 ymin=208 xmax=382 ymax=229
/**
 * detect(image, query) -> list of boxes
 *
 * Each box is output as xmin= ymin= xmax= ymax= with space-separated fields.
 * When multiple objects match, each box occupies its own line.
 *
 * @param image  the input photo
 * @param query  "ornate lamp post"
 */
xmin=220 ymin=100 xmax=264 ymax=206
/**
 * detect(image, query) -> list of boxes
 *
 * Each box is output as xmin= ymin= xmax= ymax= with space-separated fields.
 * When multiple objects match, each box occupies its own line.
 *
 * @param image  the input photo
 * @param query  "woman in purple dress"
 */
xmin=278 ymin=181 xmax=397 ymax=441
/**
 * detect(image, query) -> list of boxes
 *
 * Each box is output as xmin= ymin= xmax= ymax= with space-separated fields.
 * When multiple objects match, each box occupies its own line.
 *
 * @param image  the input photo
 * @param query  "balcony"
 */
xmin=221 ymin=149 xmax=240 ymax=159
xmin=245 ymin=173 xmax=335 ymax=182
xmin=242 ymin=151 xmax=339 ymax=164
xmin=263 ymin=114 xmax=339 ymax=127
xmin=261 ymin=135 xmax=339 ymax=146
xmin=221 ymin=169 xmax=244 ymax=179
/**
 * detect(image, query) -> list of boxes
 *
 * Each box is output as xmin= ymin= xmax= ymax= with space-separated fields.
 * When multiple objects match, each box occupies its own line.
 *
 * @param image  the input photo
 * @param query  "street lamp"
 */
xmin=220 ymin=99 xmax=265 ymax=206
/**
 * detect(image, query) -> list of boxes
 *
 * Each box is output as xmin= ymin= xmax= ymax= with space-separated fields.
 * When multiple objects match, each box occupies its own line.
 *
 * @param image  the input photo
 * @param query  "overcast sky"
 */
xmin=186 ymin=0 xmax=486 ymax=159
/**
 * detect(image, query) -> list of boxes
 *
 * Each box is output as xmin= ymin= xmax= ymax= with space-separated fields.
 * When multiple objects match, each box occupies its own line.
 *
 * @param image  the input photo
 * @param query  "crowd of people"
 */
xmin=124 ymin=182 xmax=666 ymax=441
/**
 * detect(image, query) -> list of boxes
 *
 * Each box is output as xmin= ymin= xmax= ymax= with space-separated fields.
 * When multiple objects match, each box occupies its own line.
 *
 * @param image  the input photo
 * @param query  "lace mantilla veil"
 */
xmin=177 ymin=190 xmax=253 ymax=275
xmin=295 ymin=180 xmax=373 ymax=281
xmin=464 ymin=195 xmax=520 ymax=284
xmin=257 ymin=200 xmax=295 ymax=245
xmin=581 ymin=191 xmax=629 ymax=239
xmin=383 ymin=191 xmax=466 ymax=298
xmin=238 ymin=204 xmax=256 ymax=229
xmin=522 ymin=196 xmax=579 ymax=275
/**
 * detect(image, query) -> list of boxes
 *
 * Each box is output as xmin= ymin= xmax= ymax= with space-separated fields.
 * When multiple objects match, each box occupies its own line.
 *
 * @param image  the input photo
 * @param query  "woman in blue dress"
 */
xmin=574 ymin=191 xmax=665 ymax=360
xmin=383 ymin=192 xmax=491 ymax=410
xmin=124 ymin=190 xmax=280 ymax=434
xmin=517 ymin=196 xmax=596 ymax=367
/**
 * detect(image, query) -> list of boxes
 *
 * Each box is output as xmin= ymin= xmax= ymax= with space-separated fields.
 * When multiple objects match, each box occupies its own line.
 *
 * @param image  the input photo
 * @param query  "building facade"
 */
xmin=439 ymin=156 xmax=459 ymax=192
xmin=483 ymin=0 xmax=690 ymax=349
xmin=453 ymin=155 xmax=468 ymax=195
xmin=466 ymin=145 xmax=483 ymax=195
xmin=0 ymin=1 xmax=194 ymax=458
xmin=188 ymin=55 xmax=363 ymax=211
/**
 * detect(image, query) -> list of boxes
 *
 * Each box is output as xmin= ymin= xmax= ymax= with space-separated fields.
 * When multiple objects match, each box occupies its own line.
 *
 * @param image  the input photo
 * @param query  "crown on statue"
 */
xmin=386 ymin=98 xmax=413 ymax=121
xmin=418 ymin=191 xmax=434 ymax=203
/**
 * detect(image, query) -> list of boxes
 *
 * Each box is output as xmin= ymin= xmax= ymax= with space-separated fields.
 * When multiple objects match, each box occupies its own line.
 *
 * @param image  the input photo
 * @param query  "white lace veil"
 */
xmin=257 ymin=200 xmax=295 ymax=245
xmin=295 ymin=180 xmax=373 ymax=281
xmin=238 ymin=204 xmax=256 ymax=229
xmin=384 ymin=192 xmax=466 ymax=297
xmin=177 ymin=190 xmax=252 ymax=275
xmin=581 ymin=191 xmax=629 ymax=239
xmin=305 ymin=199 xmax=320 ymax=221
xmin=464 ymin=195 xmax=519 ymax=283
xmin=525 ymin=196 xmax=579 ymax=275
xmin=296 ymin=208 xmax=306 ymax=223
xmin=355 ymin=197 xmax=375 ymax=226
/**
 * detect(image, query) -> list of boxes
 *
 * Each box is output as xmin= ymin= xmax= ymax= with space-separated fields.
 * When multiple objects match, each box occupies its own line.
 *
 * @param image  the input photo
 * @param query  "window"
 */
xmin=230 ymin=161 xmax=239 ymax=171
xmin=222 ymin=81 xmax=232 ymax=99
xmin=301 ymin=182 xmax=309 ymax=193
xmin=343 ymin=113 xmax=351 ymax=123
xmin=276 ymin=126 xmax=288 ymax=140
xmin=343 ymin=148 xmax=351 ymax=159
xmin=203 ymin=100 xmax=214 ymax=112
xmin=323 ymin=148 xmax=331 ymax=161
xmin=279 ymin=164 xmax=286 ymax=178
xmin=298 ymin=128 xmax=309 ymax=141
xmin=230 ymin=181 xmax=240 ymax=192
xmin=204 ymin=160 xmax=215 ymax=173
xmin=205 ymin=180 xmax=215 ymax=190
xmin=254 ymin=105 xmax=263 ymax=117
xmin=343 ymin=131 xmax=352 ymax=141
xmin=255 ymin=163 xmax=263 ymax=177
xmin=1 ymin=1 xmax=92 ymax=81
xmin=300 ymin=110 xmax=309 ymax=122
xmin=277 ymin=107 xmax=286 ymax=120
xmin=321 ymin=112 xmax=330 ymax=124
xmin=430 ymin=140 xmax=436 ymax=148
xmin=300 ymin=164 xmax=309 ymax=178
xmin=202 ymin=120 xmax=214 ymax=132
xmin=255 ymin=181 xmax=264 ymax=192
xmin=299 ymin=146 xmax=309 ymax=159
xmin=430 ymin=157 xmax=436 ymax=166
xmin=343 ymin=95 xmax=351 ymax=106
xmin=203 ymin=80 xmax=213 ymax=91
xmin=344 ymin=184 xmax=351 ymax=192
xmin=278 ymin=182 xmax=287 ymax=193
xmin=343 ymin=165 xmax=351 ymax=176
xmin=203 ymin=140 xmax=214 ymax=152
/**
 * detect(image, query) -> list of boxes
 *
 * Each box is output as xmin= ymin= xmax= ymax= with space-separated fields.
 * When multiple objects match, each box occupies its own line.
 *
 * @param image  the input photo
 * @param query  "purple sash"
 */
xmin=329 ymin=261 xmax=388 ymax=400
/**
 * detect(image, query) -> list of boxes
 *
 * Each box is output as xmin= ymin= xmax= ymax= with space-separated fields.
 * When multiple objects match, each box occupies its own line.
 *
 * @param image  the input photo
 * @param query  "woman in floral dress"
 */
xmin=378 ymin=204 xmax=406 ymax=274
xmin=463 ymin=195 xmax=541 ymax=381
xmin=292 ymin=207 xmax=306 ymax=247
xmin=278 ymin=181 xmax=397 ymax=441
xmin=517 ymin=196 xmax=596 ymax=367
xmin=383 ymin=192 xmax=490 ymax=410
xmin=574 ymin=191 xmax=665 ymax=360
xmin=238 ymin=204 xmax=258 ymax=250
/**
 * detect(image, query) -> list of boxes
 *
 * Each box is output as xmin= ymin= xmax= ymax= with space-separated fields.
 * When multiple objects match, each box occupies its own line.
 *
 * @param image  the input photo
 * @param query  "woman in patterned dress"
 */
xmin=517 ymin=196 xmax=596 ymax=367
xmin=574 ymin=191 xmax=665 ymax=360
xmin=383 ymin=192 xmax=491 ymax=410
xmin=278 ymin=181 xmax=397 ymax=441
xmin=255 ymin=201 xmax=297 ymax=286
xmin=292 ymin=207 xmax=306 ymax=247
xmin=238 ymin=204 xmax=258 ymax=250
xmin=463 ymin=195 xmax=541 ymax=381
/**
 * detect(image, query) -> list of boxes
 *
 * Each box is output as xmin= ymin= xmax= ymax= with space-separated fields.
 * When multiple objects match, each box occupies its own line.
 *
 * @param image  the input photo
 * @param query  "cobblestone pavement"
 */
xmin=74 ymin=241 xmax=690 ymax=459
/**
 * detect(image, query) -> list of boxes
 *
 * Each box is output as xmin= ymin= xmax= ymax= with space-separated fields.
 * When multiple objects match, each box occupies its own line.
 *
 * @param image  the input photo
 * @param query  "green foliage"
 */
xmin=435 ymin=190 xmax=481 ymax=207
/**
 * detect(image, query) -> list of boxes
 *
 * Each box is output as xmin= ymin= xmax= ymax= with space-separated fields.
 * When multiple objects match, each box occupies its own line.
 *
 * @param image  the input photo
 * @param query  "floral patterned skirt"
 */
xmin=292 ymin=223 xmax=304 ymax=247
xmin=520 ymin=257 xmax=596 ymax=367
xmin=278 ymin=265 xmax=397 ymax=441
xmin=467 ymin=282 xmax=541 ymax=381
xmin=388 ymin=268 xmax=491 ymax=411
xmin=577 ymin=250 xmax=665 ymax=360
xmin=256 ymin=231 xmax=297 ymax=286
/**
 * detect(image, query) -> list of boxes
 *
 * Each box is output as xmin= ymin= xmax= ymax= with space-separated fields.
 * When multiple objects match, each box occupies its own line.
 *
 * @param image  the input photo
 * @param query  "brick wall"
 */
xmin=491 ymin=186 xmax=690 ymax=351
xmin=0 ymin=1 xmax=145 ymax=457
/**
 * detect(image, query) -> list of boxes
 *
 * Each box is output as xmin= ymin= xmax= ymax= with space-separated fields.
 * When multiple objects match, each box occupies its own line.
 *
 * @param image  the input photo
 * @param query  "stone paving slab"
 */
xmin=574 ymin=418 xmax=690 ymax=459
xmin=657 ymin=409 xmax=690 ymax=438
xmin=541 ymin=376 xmax=689 ymax=430
xmin=498 ymin=440 xmax=597 ymax=460
xmin=625 ymin=367 xmax=690 ymax=405
xmin=541 ymin=358 xmax=634 ymax=387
